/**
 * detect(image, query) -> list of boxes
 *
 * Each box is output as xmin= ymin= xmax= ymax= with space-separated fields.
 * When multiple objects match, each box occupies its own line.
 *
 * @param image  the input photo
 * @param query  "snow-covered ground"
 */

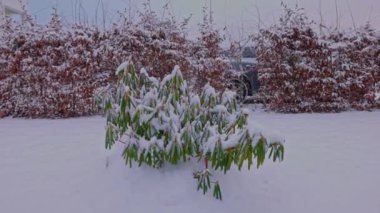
xmin=1 ymin=110 xmax=380 ymax=213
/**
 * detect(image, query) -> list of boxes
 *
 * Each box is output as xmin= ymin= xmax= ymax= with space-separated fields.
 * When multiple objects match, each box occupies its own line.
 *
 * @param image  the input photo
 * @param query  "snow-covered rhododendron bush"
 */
xmin=0 ymin=6 xmax=229 ymax=118
xmin=255 ymin=4 xmax=380 ymax=112
xmin=95 ymin=62 xmax=284 ymax=200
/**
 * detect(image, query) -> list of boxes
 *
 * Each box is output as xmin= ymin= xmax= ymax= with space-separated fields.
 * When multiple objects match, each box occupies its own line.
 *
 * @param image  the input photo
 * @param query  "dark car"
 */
xmin=228 ymin=58 xmax=260 ymax=102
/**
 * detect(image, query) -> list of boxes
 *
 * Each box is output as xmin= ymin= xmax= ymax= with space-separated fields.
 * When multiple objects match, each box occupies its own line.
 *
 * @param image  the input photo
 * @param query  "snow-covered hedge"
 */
xmin=325 ymin=26 xmax=380 ymax=110
xmin=0 ymin=8 xmax=229 ymax=118
xmin=255 ymin=4 xmax=380 ymax=112
xmin=96 ymin=62 xmax=284 ymax=200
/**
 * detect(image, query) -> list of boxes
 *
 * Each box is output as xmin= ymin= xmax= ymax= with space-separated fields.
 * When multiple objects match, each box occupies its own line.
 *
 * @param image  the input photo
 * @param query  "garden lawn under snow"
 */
xmin=1 ymin=109 xmax=380 ymax=213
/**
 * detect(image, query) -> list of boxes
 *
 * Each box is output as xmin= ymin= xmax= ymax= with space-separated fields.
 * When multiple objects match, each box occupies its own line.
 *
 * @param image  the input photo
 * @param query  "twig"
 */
xmin=346 ymin=0 xmax=356 ymax=30
xmin=335 ymin=0 xmax=339 ymax=30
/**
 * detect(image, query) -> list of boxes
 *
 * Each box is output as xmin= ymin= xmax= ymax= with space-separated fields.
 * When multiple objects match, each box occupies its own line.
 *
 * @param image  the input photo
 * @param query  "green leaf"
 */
xmin=105 ymin=123 xmax=115 ymax=149
xmin=213 ymin=181 xmax=222 ymax=200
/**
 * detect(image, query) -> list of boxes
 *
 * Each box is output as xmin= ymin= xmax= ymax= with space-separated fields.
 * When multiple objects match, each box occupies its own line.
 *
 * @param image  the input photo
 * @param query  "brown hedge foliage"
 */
xmin=0 ymin=9 xmax=229 ymax=118
xmin=255 ymin=5 xmax=380 ymax=112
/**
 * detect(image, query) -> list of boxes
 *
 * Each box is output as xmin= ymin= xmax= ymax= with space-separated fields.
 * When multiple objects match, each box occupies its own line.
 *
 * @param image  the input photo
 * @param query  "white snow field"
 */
xmin=1 ymin=110 xmax=380 ymax=213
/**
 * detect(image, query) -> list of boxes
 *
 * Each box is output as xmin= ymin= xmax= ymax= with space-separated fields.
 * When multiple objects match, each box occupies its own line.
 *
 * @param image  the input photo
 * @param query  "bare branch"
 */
xmin=335 ymin=0 xmax=339 ymax=30
xmin=346 ymin=0 xmax=356 ymax=30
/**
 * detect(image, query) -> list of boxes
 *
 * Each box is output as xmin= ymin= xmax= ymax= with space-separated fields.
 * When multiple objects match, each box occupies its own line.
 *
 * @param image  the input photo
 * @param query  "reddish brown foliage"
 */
xmin=255 ymin=6 xmax=380 ymax=112
xmin=0 ymin=10 xmax=229 ymax=118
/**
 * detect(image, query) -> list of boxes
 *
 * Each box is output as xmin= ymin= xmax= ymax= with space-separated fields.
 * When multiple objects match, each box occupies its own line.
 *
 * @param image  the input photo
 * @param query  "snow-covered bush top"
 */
xmin=96 ymin=62 xmax=285 ymax=200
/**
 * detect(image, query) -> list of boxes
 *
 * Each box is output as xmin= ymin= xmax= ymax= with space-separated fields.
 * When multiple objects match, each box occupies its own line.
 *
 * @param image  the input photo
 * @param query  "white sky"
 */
xmin=28 ymin=0 xmax=380 ymax=39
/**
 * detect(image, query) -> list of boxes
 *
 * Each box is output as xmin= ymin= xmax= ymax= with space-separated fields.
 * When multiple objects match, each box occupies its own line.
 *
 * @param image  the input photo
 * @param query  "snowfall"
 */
xmin=1 ymin=108 xmax=380 ymax=213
